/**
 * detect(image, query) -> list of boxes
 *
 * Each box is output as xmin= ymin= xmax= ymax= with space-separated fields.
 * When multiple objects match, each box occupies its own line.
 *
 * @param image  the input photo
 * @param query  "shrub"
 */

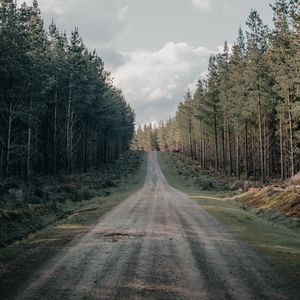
xmin=61 ymin=184 xmax=77 ymax=193
xmin=34 ymin=188 xmax=44 ymax=198
xmin=75 ymin=187 xmax=91 ymax=201
xmin=5 ymin=188 xmax=24 ymax=207
xmin=56 ymin=192 xmax=70 ymax=203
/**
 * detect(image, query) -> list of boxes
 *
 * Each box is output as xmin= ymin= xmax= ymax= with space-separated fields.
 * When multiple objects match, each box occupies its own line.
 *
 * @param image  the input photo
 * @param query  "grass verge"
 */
xmin=0 ymin=152 xmax=147 ymax=299
xmin=158 ymin=152 xmax=300 ymax=282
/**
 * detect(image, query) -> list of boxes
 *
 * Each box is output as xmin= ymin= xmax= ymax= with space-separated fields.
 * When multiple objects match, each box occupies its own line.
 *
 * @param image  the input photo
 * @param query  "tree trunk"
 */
xmin=193 ymin=139 xmax=197 ymax=160
xmin=223 ymin=108 xmax=227 ymax=172
xmin=279 ymin=117 xmax=284 ymax=180
xmin=0 ymin=139 xmax=4 ymax=177
xmin=236 ymin=133 xmax=240 ymax=179
xmin=199 ymin=122 xmax=203 ymax=167
xmin=245 ymin=122 xmax=249 ymax=179
xmin=5 ymin=101 xmax=12 ymax=177
xmin=53 ymin=75 xmax=58 ymax=173
xmin=213 ymin=105 xmax=219 ymax=170
xmin=83 ymin=118 xmax=88 ymax=173
xmin=66 ymin=75 xmax=72 ymax=174
xmin=70 ymin=111 xmax=74 ymax=173
xmin=188 ymin=118 xmax=193 ymax=159
xmin=228 ymin=126 xmax=233 ymax=175
xmin=34 ymin=127 xmax=38 ymax=175
xmin=258 ymin=99 xmax=265 ymax=182
xmin=287 ymin=93 xmax=294 ymax=177
xmin=103 ymin=132 xmax=107 ymax=163
xmin=202 ymin=137 xmax=205 ymax=168
xmin=221 ymin=128 xmax=225 ymax=172
xmin=263 ymin=114 xmax=268 ymax=179
xmin=26 ymin=96 xmax=32 ymax=180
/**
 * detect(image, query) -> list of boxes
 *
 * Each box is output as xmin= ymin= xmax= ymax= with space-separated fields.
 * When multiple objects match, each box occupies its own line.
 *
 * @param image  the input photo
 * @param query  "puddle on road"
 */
xmin=94 ymin=232 xmax=143 ymax=242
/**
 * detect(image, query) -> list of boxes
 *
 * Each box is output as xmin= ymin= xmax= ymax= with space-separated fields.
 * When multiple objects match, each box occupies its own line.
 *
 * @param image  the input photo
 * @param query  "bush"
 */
xmin=201 ymin=180 xmax=215 ymax=191
xmin=61 ymin=184 xmax=77 ymax=193
xmin=56 ymin=192 xmax=70 ymax=203
xmin=4 ymin=188 xmax=24 ymax=207
xmin=34 ymin=188 xmax=44 ymax=198
xmin=102 ymin=179 xmax=118 ymax=188
xmin=75 ymin=187 xmax=91 ymax=201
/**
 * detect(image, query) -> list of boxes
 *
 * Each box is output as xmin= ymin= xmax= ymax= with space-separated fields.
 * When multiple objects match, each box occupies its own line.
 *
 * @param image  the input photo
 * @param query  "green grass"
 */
xmin=159 ymin=152 xmax=300 ymax=281
xmin=0 ymin=152 xmax=147 ymax=299
xmin=159 ymin=152 xmax=190 ymax=191
xmin=158 ymin=152 xmax=231 ymax=196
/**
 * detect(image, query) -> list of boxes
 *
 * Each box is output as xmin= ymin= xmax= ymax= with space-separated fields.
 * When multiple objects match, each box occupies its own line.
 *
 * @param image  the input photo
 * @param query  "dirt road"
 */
xmin=16 ymin=152 xmax=298 ymax=299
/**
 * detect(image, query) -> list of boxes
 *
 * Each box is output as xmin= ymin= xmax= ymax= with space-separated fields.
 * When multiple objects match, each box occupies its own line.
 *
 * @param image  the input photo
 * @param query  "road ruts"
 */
xmin=16 ymin=152 xmax=299 ymax=300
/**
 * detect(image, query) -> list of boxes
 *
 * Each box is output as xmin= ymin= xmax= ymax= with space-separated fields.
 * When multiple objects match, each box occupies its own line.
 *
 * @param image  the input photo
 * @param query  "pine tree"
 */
xmin=155 ymin=2 xmax=299 ymax=181
xmin=0 ymin=0 xmax=135 ymax=178
xmin=268 ymin=0 xmax=299 ymax=178
xmin=206 ymin=55 xmax=222 ymax=169
xmin=228 ymin=28 xmax=251 ymax=178
xmin=245 ymin=9 xmax=272 ymax=182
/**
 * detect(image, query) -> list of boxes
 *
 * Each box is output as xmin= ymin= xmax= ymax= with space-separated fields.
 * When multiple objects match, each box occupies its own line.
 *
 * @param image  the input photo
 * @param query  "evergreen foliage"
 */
xmin=134 ymin=0 xmax=300 ymax=182
xmin=0 ymin=1 xmax=135 ymax=178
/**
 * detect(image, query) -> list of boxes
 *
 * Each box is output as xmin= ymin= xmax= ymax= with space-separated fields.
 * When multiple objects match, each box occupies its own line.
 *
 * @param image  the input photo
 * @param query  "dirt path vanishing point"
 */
xmin=16 ymin=152 xmax=299 ymax=300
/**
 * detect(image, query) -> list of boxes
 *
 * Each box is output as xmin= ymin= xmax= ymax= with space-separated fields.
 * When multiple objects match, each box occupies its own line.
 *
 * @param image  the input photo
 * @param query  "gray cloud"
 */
xmin=24 ymin=0 xmax=129 ymax=48
xmin=22 ymin=0 xmax=276 ymax=125
xmin=112 ymin=42 xmax=211 ymax=124
xmin=191 ymin=0 xmax=211 ymax=11
xmin=134 ymin=98 xmax=178 ymax=126
xmin=98 ymin=48 xmax=128 ymax=70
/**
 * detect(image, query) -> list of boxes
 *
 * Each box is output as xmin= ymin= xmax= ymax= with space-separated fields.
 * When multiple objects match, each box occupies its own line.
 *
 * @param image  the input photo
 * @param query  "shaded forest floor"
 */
xmin=0 ymin=151 xmax=145 ymax=248
xmin=158 ymin=152 xmax=300 ymax=281
xmin=0 ymin=151 xmax=147 ymax=298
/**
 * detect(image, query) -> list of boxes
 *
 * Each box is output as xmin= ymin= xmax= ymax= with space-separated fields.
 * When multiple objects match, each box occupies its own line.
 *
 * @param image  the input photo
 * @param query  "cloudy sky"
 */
xmin=23 ymin=0 xmax=275 ymax=125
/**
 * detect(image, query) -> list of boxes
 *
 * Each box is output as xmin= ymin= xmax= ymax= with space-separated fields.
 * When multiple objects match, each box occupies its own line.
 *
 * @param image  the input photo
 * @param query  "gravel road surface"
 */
xmin=16 ymin=152 xmax=299 ymax=300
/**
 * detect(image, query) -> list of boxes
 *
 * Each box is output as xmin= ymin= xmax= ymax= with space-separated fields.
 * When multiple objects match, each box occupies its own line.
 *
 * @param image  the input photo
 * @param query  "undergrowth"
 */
xmin=0 ymin=151 xmax=145 ymax=247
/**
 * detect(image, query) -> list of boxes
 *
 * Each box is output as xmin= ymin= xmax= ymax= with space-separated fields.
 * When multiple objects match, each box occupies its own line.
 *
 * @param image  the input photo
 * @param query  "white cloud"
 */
xmin=186 ymin=79 xmax=199 ymax=94
xmin=113 ymin=42 xmax=210 ymax=104
xmin=191 ymin=0 xmax=211 ymax=11
xmin=223 ymin=4 xmax=235 ymax=11
xmin=112 ymin=42 xmax=211 ymax=123
xmin=117 ymin=5 xmax=129 ymax=20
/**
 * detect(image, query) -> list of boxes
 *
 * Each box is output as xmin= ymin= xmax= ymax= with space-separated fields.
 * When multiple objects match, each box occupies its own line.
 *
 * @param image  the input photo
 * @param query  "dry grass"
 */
xmin=242 ymin=185 xmax=300 ymax=218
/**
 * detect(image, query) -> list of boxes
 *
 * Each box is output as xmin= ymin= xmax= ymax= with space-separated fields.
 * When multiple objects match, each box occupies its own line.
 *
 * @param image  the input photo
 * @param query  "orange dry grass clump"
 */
xmin=287 ymin=173 xmax=300 ymax=186
xmin=243 ymin=174 xmax=300 ymax=218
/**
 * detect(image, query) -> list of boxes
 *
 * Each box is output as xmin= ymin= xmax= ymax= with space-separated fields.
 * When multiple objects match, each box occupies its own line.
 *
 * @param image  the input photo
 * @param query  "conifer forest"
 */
xmin=0 ymin=0 xmax=135 ymax=179
xmin=1 ymin=1 xmax=300 ymax=299
xmin=134 ymin=1 xmax=300 ymax=183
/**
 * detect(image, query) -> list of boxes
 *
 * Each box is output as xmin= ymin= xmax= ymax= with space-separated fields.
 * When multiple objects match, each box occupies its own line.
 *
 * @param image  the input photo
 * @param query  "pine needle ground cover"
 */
xmin=158 ymin=152 xmax=300 ymax=281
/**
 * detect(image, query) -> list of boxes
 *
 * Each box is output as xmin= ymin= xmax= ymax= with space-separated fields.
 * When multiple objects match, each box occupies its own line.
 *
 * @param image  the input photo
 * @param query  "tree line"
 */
xmin=0 ymin=0 xmax=135 ymax=179
xmin=133 ymin=0 xmax=300 ymax=182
